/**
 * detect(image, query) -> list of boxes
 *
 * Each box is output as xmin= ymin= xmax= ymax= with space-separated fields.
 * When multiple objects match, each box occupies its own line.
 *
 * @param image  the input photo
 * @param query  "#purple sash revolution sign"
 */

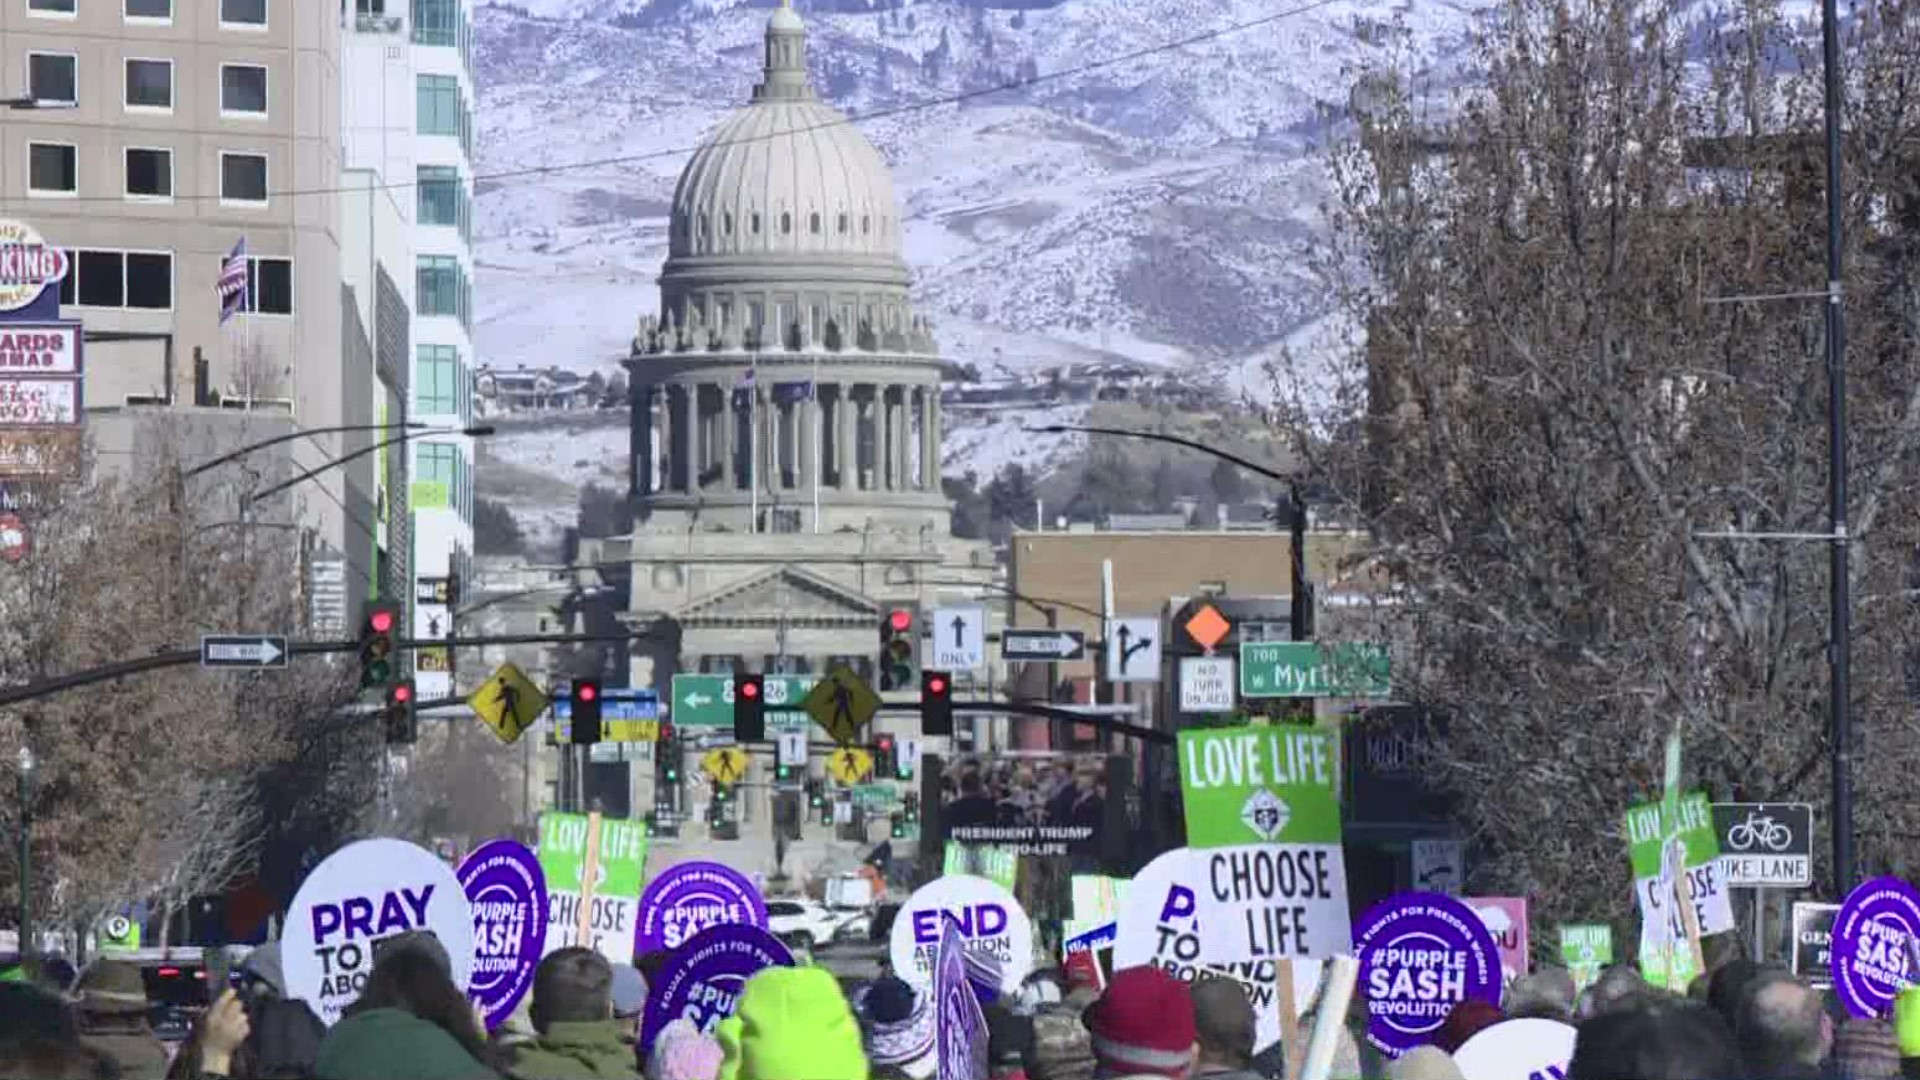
xmin=634 ymin=860 xmax=768 ymax=956
xmin=639 ymin=924 xmax=792 ymax=1058
xmin=1354 ymin=891 xmax=1503 ymax=1056
xmin=457 ymin=839 xmax=548 ymax=1031
xmin=936 ymin=918 xmax=989 ymax=1080
xmin=1831 ymin=876 xmax=1920 ymax=1018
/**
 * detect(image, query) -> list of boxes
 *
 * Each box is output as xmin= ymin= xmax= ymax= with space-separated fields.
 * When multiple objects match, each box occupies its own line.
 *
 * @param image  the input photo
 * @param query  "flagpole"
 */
xmin=749 ymin=351 xmax=758 ymax=535
xmin=811 ymin=350 xmax=821 ymax=534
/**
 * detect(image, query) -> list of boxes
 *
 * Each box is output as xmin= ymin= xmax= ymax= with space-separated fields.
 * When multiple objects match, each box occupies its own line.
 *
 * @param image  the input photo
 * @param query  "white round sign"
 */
xmin=0 ymin=220 xmax=69 ymax=312
xmin=1451 ymin=1018 xmax=1577 ymax=1080
xmin=1113 ymin=848 xmax=1321 ymax=1053
xmin=889 ymin=874 xmax=1033 ymax=997
xmin=283 ymin=837 xmax=475 ymax=1026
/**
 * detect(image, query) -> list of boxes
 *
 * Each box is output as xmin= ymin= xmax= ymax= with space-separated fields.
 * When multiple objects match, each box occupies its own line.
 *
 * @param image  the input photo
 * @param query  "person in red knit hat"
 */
xmin=1081 ymin=967 xmax=1196 ymax=1080
xmin=1433 ymin=997 xmax=1504 ymax=1053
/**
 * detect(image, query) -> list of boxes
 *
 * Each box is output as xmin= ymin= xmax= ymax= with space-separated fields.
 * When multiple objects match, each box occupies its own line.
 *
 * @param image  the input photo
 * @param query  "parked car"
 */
xmin=765 ymin=899 xmax=851 ymax=950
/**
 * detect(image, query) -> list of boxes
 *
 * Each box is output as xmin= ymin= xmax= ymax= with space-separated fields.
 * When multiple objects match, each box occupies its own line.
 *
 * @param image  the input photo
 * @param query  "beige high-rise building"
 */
xmin=0 ymin=0 xmax=379 ymax=601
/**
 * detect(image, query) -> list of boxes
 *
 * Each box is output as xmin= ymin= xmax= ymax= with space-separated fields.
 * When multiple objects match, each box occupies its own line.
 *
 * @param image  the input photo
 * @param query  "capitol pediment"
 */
xmin=673 ymin=565 xmax=879 ymax=626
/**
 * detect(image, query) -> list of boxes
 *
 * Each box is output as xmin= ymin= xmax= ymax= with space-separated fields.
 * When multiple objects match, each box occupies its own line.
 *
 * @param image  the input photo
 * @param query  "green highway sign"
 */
xmin=852 ymin=783 xmax=896 ymax=808
xmin=670 ymin=673 xmax=819 ymax=728
xmin=1238 ymin=641 xmax=1391 ymax=698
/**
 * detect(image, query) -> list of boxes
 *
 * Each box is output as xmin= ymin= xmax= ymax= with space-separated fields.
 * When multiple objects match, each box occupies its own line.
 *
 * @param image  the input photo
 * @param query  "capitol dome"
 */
xmin=665 ymin=3 xmax=905 ymax=265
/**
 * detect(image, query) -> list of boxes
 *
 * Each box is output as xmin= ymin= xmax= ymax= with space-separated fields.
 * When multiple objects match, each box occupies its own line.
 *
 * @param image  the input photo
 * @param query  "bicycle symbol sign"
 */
xmin=1710 ymin=802 xmax=1814 ymax=889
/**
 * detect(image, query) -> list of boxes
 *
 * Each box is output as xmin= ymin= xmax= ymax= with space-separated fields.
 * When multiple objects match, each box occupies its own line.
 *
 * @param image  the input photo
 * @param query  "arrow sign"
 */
xmin=931 ymin=605 xmax=986 ymax=672
xmin=1001 ymin=629 xmax=1087 ymax=661
xmin=1104 ymin=617 xmax=1161 ymax=683
xmin=200 ymin=634 xmax=289 ymax=670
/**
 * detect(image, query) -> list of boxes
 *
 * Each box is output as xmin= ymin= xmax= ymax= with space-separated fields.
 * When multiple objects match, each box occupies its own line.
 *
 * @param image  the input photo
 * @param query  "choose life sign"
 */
xmin=1178 ymin=725 xmax=1350 ymax=964
xmin=1625 ymin=791 xmax=1733 ymax=987
xmin=283 ymin=838 xmax=475 ymax=1026
xmin=538 ymin=812 xmax=650 ymax=965
xmin=1354 ymin=891 xmax=1503 ymax=1057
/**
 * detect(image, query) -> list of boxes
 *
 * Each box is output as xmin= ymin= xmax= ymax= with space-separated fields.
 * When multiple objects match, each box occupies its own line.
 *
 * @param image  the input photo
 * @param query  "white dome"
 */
xmin=667 ymin=7 xmax=903 ymax=263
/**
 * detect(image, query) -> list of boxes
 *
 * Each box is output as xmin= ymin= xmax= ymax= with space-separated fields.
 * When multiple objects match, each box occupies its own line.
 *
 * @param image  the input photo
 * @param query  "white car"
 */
xmin=765 ymin=899 xmax=850 ymax=950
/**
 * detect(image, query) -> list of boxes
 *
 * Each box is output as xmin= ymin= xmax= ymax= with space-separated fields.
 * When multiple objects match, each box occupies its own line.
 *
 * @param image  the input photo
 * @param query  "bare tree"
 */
xmin=1294 ymin=0 xmax=1920 ymax=926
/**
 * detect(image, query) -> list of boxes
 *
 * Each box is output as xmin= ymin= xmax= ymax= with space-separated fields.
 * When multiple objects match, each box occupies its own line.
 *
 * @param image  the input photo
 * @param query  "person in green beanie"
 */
xmin=715 ymin=966 xmax=868 ymax=1080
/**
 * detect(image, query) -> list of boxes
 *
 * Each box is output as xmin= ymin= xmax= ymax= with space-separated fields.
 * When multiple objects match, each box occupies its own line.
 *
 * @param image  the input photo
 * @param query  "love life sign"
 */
xmin=283 ymin=838 xmax=474 ymax=1026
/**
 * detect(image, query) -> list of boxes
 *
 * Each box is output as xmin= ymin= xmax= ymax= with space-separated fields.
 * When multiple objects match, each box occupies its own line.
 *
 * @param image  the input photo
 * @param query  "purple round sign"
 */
xmin=638 ymin=923 xmax=792 ymax=1058
xmin=456 ymin=839 xmax=548 ymax=1032
xmin=1831 ymin=876 xmax=1920 ymax=1018
xmin=634 ymin=861 xmax=767 ymax=957
xmin=1354 ymin=891 xmax=1503 ymax=1057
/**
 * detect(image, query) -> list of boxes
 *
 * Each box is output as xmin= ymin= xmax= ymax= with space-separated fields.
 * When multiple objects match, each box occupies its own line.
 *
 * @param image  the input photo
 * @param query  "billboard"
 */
xmin=936 ymin=753 xmax=1131 ymax=916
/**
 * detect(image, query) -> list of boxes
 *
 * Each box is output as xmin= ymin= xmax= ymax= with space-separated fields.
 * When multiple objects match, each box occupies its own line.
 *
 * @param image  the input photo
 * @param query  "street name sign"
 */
xmin=1710 ymin=802 xmax=1813 ymax=888
xmin=200 ymin=634 xmax=288 ymax=669
xmin=1001 ymin=629 xmax=1086 ymax=661
xmin=669 ymin=674 xmax=817 ymax=728
xmin=931 ymin=605 xmax=986 ymax=672
xmin=1239 ymin=641 xmax=1392 ymax=698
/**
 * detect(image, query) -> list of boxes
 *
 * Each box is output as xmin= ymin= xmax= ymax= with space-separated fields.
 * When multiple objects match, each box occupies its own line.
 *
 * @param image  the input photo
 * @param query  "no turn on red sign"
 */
xmin=1179 ymin=656 xmax=1235 ymax=714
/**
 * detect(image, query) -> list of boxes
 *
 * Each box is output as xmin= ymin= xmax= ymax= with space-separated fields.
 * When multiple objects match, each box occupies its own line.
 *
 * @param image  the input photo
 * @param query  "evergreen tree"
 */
xmin=1208 ymin=457 xmax=1245 ymax=507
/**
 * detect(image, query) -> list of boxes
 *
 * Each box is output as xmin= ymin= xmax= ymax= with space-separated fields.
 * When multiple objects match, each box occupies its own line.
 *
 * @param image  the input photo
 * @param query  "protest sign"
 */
xmin=891 ymin=874 xmax=1034 ymax=998
xmin=1354 ymin=891 xmax=1503 ymax=1057
xmin=1626 ymin=791 xmax=1732 ymax=988
xmin=1177 ymin=725 xmax=1350 ymax=964
xmin=1451 ymin=1018 xmax=1577 ymax=1080
xmin=1792 ymin=902 xmax=1839 ymax=990
xmin=284 ymin=838 xmax=474 ymax=1026
xmin=1063 ymin=923 xmax=1115 ymax=955
xmin=639 ymin=924 xmax=792 ymax=1057
xmin=456 ymin=839 xmax=547 ymax=1032
xmin=936 ymin=917 xmax=989 ymax=1080
xmin=1113 ymin=847 xmax=1322 ymax=1053
xmin=1831 ymin=877 xmax=1920 ymax=1018
xmin=1469 ymin=897 xmax=1529 ymax=984
xmin=1559 ymin=924 xmax=1612 ymax=994
xmin=538 ymin=812 xmax=649 ymax=965
xmin=634 ymin=861 xmax=768 ymax=956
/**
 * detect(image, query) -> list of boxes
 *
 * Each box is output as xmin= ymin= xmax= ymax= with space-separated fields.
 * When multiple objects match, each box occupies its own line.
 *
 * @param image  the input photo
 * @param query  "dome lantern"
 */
xmin=755 ymin=0 xmax=813 ymax=103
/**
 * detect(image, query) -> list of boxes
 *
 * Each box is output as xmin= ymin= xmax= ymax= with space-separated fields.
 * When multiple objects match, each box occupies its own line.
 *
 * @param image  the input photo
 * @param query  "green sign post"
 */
xmin=1238 ymin=642 xmax=1391 ymax=698
xmin=669 ymin=674 xmax=818 ymax=728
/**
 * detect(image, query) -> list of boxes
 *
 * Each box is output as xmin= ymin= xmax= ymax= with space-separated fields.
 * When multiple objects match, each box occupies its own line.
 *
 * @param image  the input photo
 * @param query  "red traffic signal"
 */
xmin=734 ymin=673 xmax=766 ymax=742
xmin=369 ymin=608 xmax=395 ymax=634
xmin=578 ymin=683 xmax=598 ymax=702
xmin=926 ymin=674 xmax=948 ymax=696
xmin=740 ymin=679 xmax=760 ymax=699
xmin=888 ymin=609 xmax=913 ymax=632
xmin=391 ymin=683 xmax=414 ymax=704
xmin=920 ymin=669 xmax=953 ymax=737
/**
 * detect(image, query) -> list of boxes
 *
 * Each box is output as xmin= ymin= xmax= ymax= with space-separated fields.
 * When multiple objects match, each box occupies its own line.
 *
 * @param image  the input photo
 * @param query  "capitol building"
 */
xmin=582 ymin=1 xmax=996 ymax=870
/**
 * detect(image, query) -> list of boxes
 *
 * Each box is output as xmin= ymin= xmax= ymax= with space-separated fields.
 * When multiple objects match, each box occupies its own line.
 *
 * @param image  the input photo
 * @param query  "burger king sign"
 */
xmin=0 ymin=220 xmax=69 ymax=315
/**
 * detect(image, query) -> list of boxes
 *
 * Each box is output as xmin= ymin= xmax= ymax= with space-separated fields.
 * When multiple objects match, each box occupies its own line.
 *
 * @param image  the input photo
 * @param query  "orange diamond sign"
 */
xmin=1185 ymin=604 xmax=1232 ymax=652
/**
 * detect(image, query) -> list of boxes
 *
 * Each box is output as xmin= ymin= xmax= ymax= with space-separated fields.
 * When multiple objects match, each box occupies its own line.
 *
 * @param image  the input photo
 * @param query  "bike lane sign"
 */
xmin=1711 ymin=803 xmax=1813 ymax=889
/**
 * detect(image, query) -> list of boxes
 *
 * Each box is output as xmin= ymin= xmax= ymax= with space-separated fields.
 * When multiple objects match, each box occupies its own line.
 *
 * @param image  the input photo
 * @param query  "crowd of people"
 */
xmin=1 ymin=927 xmax=1916 ymax=1080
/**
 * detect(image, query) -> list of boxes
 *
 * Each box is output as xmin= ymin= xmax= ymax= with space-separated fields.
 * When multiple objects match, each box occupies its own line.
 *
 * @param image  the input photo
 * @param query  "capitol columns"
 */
xmin=920 ymin=384 xmax=939 ymax=490
xmin=836 ymin=384 xmax=857 ymax=492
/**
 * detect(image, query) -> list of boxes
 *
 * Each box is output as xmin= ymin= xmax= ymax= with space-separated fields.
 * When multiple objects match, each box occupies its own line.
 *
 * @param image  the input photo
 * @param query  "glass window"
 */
xmin=248 ymin=257 xmax=292 ymax=315
xmin=418 ymin=443 xmax=457 ymax=487
xmin=76 ymin=250 xmax=124 ymax=307
xmin=412 ymin=0 xmax=457 ymax=46
xmin=220 ymin=153 xmax=267 ymax=203
xmin=417 ymin=166 xmax=461 ymax=226
xmin=125 ymin=148 xmax=172 ymax=198
xmin=416 ymin=344 xmax=458 ymax=414
xmin=416 ymin=75 xmax=459 ymax=136
xmin=124 ymin=0 xmax=170 ymax=18
xmin=220 ymin=64 xmax=268 ymax=115
xmin=27 ymin=143 xmax=76 ymax=194
xmin=221 ymin=0 xmax=267 ymax=25
xmin=417 ymin=255 xmax=461 ymax=317
xmin=29 ymin=0 xmax=77 ymax=14
xmin=125 ymin=59 xmax=173 ymax=109
xmin=126 ymin=252 xmax=171 ymax=310
xmin=28 ymin=54 xmax=77 ymax=104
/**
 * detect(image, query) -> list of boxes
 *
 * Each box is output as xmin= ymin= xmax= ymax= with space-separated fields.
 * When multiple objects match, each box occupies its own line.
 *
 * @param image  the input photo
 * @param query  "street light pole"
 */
xmin=1818 ymin=0 xmax=1854 ymax=894
xmin=16 ymin=745 xmax=32 ymax=961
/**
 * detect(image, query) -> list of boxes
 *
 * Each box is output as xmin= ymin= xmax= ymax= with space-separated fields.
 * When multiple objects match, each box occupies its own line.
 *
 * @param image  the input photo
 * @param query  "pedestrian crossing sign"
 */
xmin=827 ymin=747 xmax=873 ymax=786
xmin=469 ymin=662 xmax=549 ymax=744
xmin=804 ymin=665 xmax=880 ymax=746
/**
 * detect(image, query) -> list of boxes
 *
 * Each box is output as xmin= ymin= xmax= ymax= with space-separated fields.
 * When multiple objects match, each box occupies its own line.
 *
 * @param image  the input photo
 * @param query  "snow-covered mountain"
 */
xmin=472 ymin=0 xmax=1485 ymax=489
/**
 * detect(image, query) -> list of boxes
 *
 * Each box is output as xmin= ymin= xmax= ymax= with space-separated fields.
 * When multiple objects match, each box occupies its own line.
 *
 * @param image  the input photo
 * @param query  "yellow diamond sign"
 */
xmin=468 ymin=662 xmax=549 ymax=744
xmin=826 ymin=747 xmax=873 ymax=786
xmin=803 ymin=664 xmax=881 ymax=746
xmin=701 ymin=746 xmax=750 ymax=785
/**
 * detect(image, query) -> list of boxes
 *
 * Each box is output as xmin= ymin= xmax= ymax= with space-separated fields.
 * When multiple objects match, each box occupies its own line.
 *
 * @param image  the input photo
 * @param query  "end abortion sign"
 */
xmin=890 ymin=874 xmax=1033 ymax=998
xmin=284 ymin=838 xmax=474 ymax=1025
xmin=634 ymin=861 xmax=767 ymax=956
xmin=457 ymin=839 xmax=547 ymax=1031
xmin=1354 ymin=891 xmax=1503 ymax=1057
xmin=1831 ymin=877 xmax=1920 ymax=1018
xmin=639 ymin=924 xmax=791 ymax=1058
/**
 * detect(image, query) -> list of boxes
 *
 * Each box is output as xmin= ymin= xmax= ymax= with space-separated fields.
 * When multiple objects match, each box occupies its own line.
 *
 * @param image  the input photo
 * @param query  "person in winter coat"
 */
xmin=325 ymin=943 xmax=503 ymax=1079
xmin=71 ymin=958 xmax=170 ymax=1079
xmin=1189 ymin=978 xmax=1262 ymax=1080
xmin=860 ymin=977 xmax=935 ymax=1080
xmin=714 ymin=965 xmax=868 ymax=1080
xmin=506 ymin=948 xmax=640 ymax=1080
xmin=1080 ymin=966 xmax=1195 ymax=1080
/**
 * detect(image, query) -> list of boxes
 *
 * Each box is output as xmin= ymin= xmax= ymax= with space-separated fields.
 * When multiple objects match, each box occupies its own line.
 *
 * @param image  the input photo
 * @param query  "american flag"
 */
xmin=217 ymin=237 xmax=249 ymax=324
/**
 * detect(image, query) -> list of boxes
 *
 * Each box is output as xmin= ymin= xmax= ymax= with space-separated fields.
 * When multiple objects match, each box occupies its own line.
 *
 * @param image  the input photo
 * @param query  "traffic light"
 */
xmin=733 ymin=674 xmax=765 ymax=742
xmin=662 ymin=739 xmax=681 ymax=784
xmin=904 ymin=792 xmax=920 ymax=825
xmin=880 ymin=608 xmax=919 ymax=691
xmin=874 ymin=734 xmax=896 ymax=777
xmin=920 ymin=669 xmax=953 ymax=736
xmin=569 ymin=679 xmax=602 ymax=745
xmin=890 ymin=812 xmax=907 ymax=839
xmin=383 ymin=680 xmax=416 ymax=744
xmin=807 ymin=779 xmax=825 ymax=809
xmin=359 ymin=600 xmax=400 ymax=690
xmin=895 ymin=739 xmax=915 ymax=781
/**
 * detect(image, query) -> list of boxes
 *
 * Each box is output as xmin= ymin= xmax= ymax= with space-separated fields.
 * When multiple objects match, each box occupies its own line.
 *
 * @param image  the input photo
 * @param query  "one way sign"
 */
xmin=200 ymin=634 xmax=289 ymax=669
xmin=1104 ymin=616 xmax=1161 ymax=683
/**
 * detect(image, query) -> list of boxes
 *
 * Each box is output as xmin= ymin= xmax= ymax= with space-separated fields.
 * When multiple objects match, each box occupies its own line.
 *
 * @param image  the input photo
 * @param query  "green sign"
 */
xmin=1625 ymin=791 xmax=1718 ymax=878
xmin=1177 ymin=724 xmax=1342 ymax=847
xmin=538 ymin=811 xmax=650 ymax=897
xmin=1238 ymin=642 xmax=1391 ymax=698
xmin=852 ymin=783 xmax=896 ymax=809
xmin=670 ymin=674 xmax=818 ymax=728
xmin=944 ymin=842 xmax=1018 ymax=892
xmin=1560 ymin=924 xmax=1613 ymax=991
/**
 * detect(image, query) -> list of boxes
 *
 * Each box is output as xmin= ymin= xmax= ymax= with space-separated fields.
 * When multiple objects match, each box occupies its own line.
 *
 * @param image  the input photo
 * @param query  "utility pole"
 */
xmin=16 ymin=744 xmax=32 ymax=962
xmin=1819 ymin=0 xmax=1854 ymax=894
